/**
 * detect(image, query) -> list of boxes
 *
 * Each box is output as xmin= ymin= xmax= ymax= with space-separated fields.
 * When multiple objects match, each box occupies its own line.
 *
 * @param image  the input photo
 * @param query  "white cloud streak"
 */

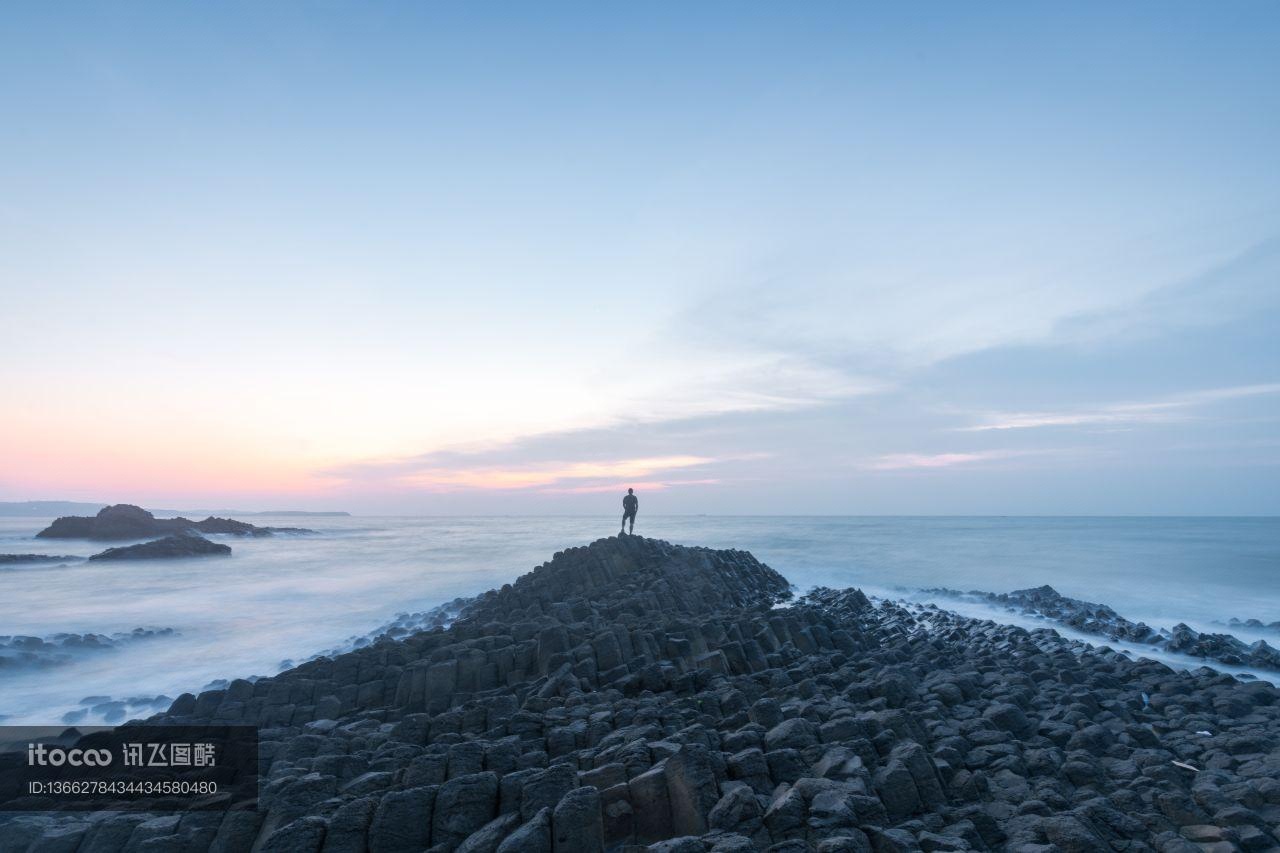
xmin=960 ymin=383 xmax=1280 ymax=432
xmin=864 ymin=449 xmax=1051 ymax=471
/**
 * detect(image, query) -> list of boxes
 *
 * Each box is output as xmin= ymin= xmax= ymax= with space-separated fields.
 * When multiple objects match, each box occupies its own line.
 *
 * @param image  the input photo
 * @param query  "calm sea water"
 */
xmin=1 ymin=515 xmax=1277 ymax=725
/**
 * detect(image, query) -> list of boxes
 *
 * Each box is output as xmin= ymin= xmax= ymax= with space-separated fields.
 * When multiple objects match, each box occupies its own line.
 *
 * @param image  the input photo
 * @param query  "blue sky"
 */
xmin=1 ymin=2 xmax=1278 ymax=513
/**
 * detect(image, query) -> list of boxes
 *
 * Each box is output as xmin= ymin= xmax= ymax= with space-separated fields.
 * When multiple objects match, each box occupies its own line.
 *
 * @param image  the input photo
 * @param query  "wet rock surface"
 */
xmin=1225 ymin=618 xmax=1280 ymax=636
xmin=37 ymin=503 xmax=311 ymax=540
xmin=0 ymin=627 xmax=178 ymax=675
xmin=924 ymin=583 xmax=1280 ymax=674
xmin=307 ymin=597 xmax=474 ymax=661
xmin=87 ymin=533 xmax=233 ymax=561
xmin=3 ymin=535 xmax=1279 ymax=852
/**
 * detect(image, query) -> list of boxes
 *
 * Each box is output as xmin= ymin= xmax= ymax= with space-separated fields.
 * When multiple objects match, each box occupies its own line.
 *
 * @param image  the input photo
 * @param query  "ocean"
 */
xmin=1 ymin=515 xmax=1277 ymax=726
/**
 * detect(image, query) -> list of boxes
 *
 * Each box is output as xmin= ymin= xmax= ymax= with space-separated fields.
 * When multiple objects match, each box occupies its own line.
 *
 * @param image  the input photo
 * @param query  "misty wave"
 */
xmin=59 ymin=693 xmax=176 ymax=725
xmin=301 ymin=595 xmax=474 ymax=665
xmin=0 ymin=627 xmax=178 ymax=673
xmin=0 ymin=514 xmax=1277 ymax=726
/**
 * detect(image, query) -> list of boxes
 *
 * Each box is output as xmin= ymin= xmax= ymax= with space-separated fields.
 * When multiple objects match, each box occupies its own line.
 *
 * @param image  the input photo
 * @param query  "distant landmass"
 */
xmin=37 ymin=504 xmax=314 ymax=541
xmin=0 ymin=501 xmax=349 ymax=518
xmin=154 ymin=509 xmax=351 ymax=518
xmin=0 ymin=501 xmax=108 ymax=517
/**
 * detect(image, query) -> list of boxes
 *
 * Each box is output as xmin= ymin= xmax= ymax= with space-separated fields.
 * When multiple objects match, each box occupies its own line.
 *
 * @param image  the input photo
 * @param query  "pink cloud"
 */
xmin=396 ymin=455 xmax=717 ymax=492
xmin=538 ymin=478 xmax=722 ymax=494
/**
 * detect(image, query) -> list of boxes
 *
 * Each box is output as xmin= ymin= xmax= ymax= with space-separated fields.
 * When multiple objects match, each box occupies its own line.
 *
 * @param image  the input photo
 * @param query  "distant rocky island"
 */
xmin=4 ymin=535 xmax=1276 ymax=852
xmin=35 ymin=503 xmax=313 ymax=541
xmin=15 ymin=504 xmax=315 ymax=562
xmin=0 ymin=553 xmax=79 ymax=565
xmin=87 ymin=533 xmax=233 ymax=561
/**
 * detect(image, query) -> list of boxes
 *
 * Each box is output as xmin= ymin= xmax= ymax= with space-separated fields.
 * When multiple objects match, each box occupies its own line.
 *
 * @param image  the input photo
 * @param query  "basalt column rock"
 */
xmin=17 ymin=534 xmax=1280 ymax=853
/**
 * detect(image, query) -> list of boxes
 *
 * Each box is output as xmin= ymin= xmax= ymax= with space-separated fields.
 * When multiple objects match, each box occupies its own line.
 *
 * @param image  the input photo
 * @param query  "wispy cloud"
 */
xmin=678 ymin=236 xmax=1280 ymax=378
xmin=960 ymin=383 xmax=1280 ymax=432
xmin=539 ymin=478 xmax=723 ymax=495
xmin=864 ymin=449 xmax=1049 ymax=471
xmin=1047 ymin=236 xmax=1280 ymax=347
xmin=394 ymin=454 xmax=716 ymax=492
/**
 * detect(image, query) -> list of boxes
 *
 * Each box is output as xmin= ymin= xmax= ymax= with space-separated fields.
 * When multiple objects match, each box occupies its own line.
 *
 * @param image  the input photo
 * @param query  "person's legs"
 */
xmin=620 ymin=512 xmax=628 ymax=534
xmin=628 ymin=512 xmax=635 ymax=533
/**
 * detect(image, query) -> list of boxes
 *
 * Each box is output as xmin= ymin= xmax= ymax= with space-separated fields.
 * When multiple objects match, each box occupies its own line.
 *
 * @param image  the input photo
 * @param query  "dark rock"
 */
xmin=521 ymin=764 xmax=578 ymax=821
xmin=873 ymin=761 xmax=921 ymax=822
xmin=808 ymin=786 xmax=861 ymax=837
xmin=1040 ymin=814 xmax=1106 ymax=852
xmin=38 ymin=503 xmax=311 ymax=540
xmin=766 ymin=717 xmax=820 ymax=752
xmin=496 ymin=807 xmax=551 ymax=853
xmin=320 ymin=796 xmax=377 ymax=853
xmin=260 ymin=816 xmax=326 ymax=853
xmin=867 ymin=827 xmax=920 ymax=852
xmin=629 ymin=763 xmax=674 ymax=843
xmin=664 ymin=744 xmax=720 ymax=837
xmin=8 ymin=534 xmax=1279 ymax=853
xmin=766 ymin=748 xmax=809 ymax=785
xmin=369 ymin=786 xmax=436 ymax=853
xmin=709 ymin=784 xmax=763 ymax=835
xmin=600 ymin=783 xmax=634 ymax=843
xmin=982 ymin=703 xmax=1032 ymax=737
xmin=763 ymin=785 xmax=806 ymax=841
xmin=923 ymin=583 xmax=1280 ymax=674
xmin=0 ymin=553 xmax=80 ymax=564
xmin=647 ymin=838 xmax=707 ymax=853
xmin=457 ymin=813 xmax=521 ymax=853
xmin=432 ymin=772 xmax=500 ymax=849
xmin=88 ymin=533 xmax=232 ymax=561
xmin=551 ymin=786 xmax=603 ymax=852
xmin=817 ymin=834 xmax=873 ymax=853
xmin=750 ymin=698 xmax=783 ymax=729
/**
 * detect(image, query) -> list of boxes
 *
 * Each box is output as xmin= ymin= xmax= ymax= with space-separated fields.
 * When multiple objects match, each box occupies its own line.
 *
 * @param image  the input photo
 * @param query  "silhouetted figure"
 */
xmin=621 ymin=488 xmax=638 ymax=535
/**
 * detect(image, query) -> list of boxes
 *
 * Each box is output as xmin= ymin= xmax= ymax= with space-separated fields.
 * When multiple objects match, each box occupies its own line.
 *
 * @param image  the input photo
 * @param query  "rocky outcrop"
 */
xmin=87 ymin=533 xmax=232 ymax=561
xmin=1226 ymin=617 xmax=1280 ymax=635
xmin=1165 ymin=623 xmax=1280 ymax=671
xmin=0 ymin=627 xmax=177 ymax=674
xmin=36 ymin=503 xmax=311 ymax=540
xmin=4 ymin=535 xmax=1279 ymax=852
xmin=0 ymin=553 xmax=80 ymax=564
xmin=925 ymin=583 xmax=1280 ymax=674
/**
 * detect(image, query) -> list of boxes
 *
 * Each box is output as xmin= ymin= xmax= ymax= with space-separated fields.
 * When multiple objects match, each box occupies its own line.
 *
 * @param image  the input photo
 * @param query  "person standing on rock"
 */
xmin=621 ymin=488 xmax=638 ymax=535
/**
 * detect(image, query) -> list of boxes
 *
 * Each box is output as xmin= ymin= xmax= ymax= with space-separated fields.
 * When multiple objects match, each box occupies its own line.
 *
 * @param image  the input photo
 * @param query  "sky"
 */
xmin=2 ymin=2 xmax=1278 ymax=515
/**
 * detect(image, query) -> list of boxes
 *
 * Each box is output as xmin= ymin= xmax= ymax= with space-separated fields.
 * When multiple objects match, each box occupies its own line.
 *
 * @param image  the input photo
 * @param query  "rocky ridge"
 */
xmin=923 ymin=584 xmax=1280 ymax=674
xmin=2 ymin=536 xmax=1278 ymax=852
